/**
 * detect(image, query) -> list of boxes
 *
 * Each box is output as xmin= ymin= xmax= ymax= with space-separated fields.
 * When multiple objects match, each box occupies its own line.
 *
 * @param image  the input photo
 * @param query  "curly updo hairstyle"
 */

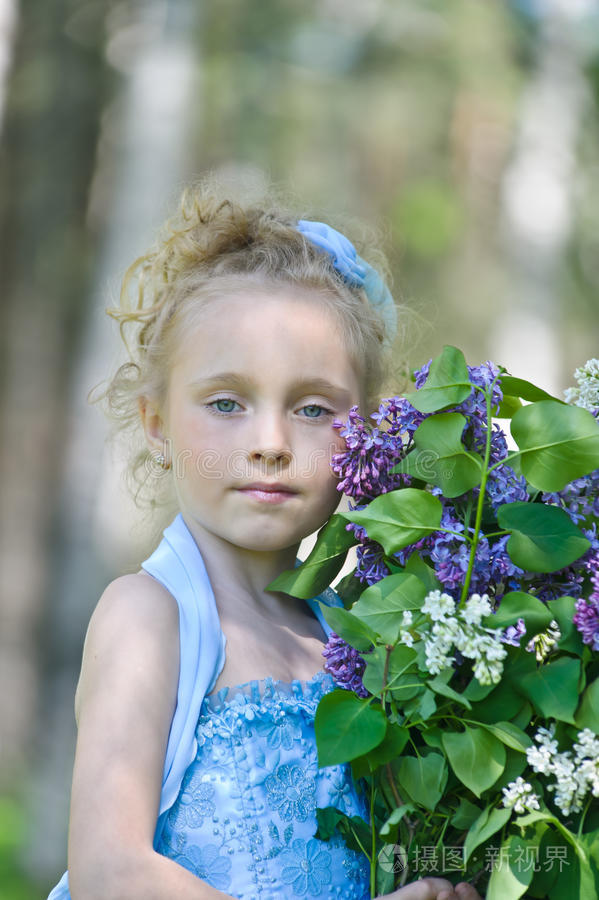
xmin=101 ymin=177 xmax=397 ymax=507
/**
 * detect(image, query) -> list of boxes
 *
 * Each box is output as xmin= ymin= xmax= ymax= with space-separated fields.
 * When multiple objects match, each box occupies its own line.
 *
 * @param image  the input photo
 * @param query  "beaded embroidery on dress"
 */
xmin=156 ymin=671 xmax=370 ymax=899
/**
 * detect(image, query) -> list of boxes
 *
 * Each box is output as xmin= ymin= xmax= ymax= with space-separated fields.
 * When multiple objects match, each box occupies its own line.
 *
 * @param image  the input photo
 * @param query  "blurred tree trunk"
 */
xmin=19 ymin=0 xmax=200 ymax=885
xmin=0 ymin=0 xmax=109 ymax=801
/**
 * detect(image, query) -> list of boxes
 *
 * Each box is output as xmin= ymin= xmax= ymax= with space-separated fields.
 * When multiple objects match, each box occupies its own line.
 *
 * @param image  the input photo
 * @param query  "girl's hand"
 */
xmin=378 ymin=877 xmax=482 ymax=900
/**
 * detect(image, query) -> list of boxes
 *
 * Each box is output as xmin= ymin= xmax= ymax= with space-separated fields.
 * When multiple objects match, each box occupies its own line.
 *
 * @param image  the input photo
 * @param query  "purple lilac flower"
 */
xmin=322 ymin=633 xmax=369 ymax=697
xmin=528 ymin=525 xmax=599 ymax=604
xmin=573 ymin=555 xmax=599 ymax=650
xmin=414 ymin=360 xmax=431 ymax=389
xmin=413 ymin=360 xmax=503 ymax=417
xmin=462 ymin=362 xmax=503 ymax=417
xmin=424 ymin=508 xmax=510 ymax=598
xmin=501 ymin=618 xmax=527 ymax=647
xmin=355 ymin=540 xmax=390 ymax=585
xmin=371 ymin=396 xmax=425 ymax=440
xmin=331 ymin=406 xmax=408 ymax=503
xmin=542 ymin=470 xmax=599 ymax=526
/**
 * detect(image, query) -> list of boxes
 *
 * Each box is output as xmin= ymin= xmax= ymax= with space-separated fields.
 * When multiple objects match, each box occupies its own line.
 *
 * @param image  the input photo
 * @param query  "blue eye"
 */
xmin=210 ymin=398 xmax=239 ymax=413
xmin=300 ymin=404 xmax=329 ymax=419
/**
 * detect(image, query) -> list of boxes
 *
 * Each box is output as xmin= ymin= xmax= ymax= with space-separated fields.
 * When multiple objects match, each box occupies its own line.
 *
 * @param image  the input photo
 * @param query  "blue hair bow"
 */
xmin=297 ymin=219 xmax=397 ymax=344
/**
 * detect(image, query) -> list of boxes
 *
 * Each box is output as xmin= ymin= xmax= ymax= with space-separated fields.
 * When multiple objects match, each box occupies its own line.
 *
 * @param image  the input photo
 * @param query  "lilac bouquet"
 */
xmin=270 ymin=347 xmax=599 ymax=899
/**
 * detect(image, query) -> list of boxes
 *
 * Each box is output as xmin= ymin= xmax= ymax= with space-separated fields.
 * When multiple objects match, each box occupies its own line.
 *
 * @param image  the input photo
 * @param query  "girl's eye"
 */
xmin=299 ymin=404 xmax=331 ymax=419
xmin=209 ymin=398 xmax=240 ymax=414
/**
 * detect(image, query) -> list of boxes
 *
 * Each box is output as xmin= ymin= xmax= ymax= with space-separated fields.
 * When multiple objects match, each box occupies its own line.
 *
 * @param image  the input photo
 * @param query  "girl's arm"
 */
xmin=67 ymin=574 xmax=232 ymax=900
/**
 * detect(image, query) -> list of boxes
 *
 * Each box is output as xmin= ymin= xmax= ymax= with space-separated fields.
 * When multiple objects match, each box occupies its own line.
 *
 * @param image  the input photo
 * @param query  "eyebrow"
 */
xmin=190 ymin=372 xmax=352 ymax=398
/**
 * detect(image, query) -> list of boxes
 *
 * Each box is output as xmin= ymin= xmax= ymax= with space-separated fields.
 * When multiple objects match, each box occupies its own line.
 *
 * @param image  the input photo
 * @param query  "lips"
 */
xmin=240 ymin=482 xmax=298 ymax=493
xmin=236 ymin=482 xmax=299 ymax=504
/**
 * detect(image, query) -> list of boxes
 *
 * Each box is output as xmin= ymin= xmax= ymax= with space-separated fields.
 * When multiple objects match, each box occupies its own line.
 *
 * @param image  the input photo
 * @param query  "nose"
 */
xmin=248 ymin=409 xmax=293 ymax=468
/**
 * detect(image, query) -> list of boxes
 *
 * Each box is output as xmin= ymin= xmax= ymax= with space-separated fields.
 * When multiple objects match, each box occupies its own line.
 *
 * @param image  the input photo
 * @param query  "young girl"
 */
xmin=47 ymin=182 xmax=480 ymax=900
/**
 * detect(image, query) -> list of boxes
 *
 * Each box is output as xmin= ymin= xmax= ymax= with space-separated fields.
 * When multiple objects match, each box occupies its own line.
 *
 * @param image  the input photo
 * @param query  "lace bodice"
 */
xmin=156 ymin=671 xmax=370 ymax=899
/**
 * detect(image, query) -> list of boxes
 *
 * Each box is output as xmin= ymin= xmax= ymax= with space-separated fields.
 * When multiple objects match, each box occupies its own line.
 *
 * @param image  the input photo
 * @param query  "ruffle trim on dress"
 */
xmin=201 ymin=669 xmax=334 ymax=719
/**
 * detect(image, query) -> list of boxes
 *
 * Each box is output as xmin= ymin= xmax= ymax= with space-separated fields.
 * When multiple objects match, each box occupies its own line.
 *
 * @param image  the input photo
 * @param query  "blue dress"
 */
xmin=155 ymin=672 xmax=370 ymax=898
xmin=47 ymin=514 xmax=369 ymax=899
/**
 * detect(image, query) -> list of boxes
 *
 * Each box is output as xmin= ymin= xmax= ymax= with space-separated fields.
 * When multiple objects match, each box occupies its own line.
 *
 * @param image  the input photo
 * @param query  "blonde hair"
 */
xmin=101 ymin=178 xmax=398 ymax=506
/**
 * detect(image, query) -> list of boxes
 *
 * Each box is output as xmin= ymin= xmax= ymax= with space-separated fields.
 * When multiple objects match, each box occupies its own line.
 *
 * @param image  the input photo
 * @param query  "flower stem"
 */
xmin=370 ymin=779 xmax=377 ymax=898
xmin=459 ymin=380 xmax=497 ymax=606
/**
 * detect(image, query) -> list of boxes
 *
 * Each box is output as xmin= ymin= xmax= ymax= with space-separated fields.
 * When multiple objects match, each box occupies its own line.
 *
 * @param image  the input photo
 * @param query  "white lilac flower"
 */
xmin=526 ymin=620 xmax=561 ymax=662
xmin=564 ymin=359 xmax=599 ymax=412
xmin=573 ymin=728 xmax=599 ymax=760
xmin=526 ymin=725 xmax=599 ymax=816
xmin=424 ymin=637 xmax=454 ymax=675
xmin=461 ymin=593 xmax=493 ymax=626
xmin=502 ymin=777 xmax=541 ymax=814
xmin=472 ymin=655 xmax=504 ymax=686
xmin=422 ymin=590 xmax=456 ymax=621
xmin=454 ymin=625 xmax=507 ymax=685
xmin=400 ymin=629 xmax=414 ymax=648
xmin=526 ymin=743 xmax=553 ymax=775
xmin=415 ymin=593 xmax=507 ymax=683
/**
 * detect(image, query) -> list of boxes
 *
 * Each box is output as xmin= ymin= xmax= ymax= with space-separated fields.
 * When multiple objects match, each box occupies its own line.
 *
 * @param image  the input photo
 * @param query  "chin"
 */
xmin=229 ymin=527 xmax=305 ymax=553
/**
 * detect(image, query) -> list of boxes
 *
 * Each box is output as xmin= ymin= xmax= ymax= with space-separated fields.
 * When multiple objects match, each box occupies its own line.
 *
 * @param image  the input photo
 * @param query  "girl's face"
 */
xmin=145 ymin=289 xmax=362 ymax=553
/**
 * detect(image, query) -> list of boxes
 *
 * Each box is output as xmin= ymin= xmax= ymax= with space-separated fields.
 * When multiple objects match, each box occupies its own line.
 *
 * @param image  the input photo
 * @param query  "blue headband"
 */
xmin=297 ymin=219 xmax=397 ymax=344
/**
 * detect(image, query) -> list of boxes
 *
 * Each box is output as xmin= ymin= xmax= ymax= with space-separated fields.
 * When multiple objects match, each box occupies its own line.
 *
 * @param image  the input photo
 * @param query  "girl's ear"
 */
xmin=139 ymin=396 xmax=167 ymax=455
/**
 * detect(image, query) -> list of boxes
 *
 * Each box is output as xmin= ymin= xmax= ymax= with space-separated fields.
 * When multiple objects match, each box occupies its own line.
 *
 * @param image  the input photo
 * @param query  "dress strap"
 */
xmin=141 ymin=513 xmax=227 ymax=844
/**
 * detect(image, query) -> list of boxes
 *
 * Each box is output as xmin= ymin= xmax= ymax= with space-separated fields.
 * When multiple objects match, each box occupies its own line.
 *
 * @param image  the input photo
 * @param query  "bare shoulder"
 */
xmin=75 ymin=572 xmax=179 ymax=724
xmin=90 ymin=571 xmax=178 ymax=628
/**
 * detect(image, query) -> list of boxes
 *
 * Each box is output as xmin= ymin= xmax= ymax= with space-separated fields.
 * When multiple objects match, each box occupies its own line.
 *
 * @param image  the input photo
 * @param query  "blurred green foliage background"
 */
xmin=1 ymin=0 xmax=598 ymax=895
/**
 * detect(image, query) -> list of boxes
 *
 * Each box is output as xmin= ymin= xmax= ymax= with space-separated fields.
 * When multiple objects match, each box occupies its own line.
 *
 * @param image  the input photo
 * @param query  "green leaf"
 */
xmin=379 ymin=804 xmax=413 ymax=839
xmin=315 ymin=806 xmax=372 ymax=857
xmin=486 ymin=834 xmax=535 ymax=900
xmin=415 ymin=687 xmax=436 ymax=717
xmin=488 ymin=747 xmax=527 ymax=792
xmin=517 ymin=657 xmax=581 ymax=724
xmin=497 ymin=394 xmax=523 ymax=419
xmin=319 ymin=605 xmax=377 ymax=653
xmin=510 ymin=401 xmax=599 ymax=491
xmin=404 ymin=552 xmax=442 ymax=593
xmin=575 ymin=677 xmax=599 ymax=731
xmin=515 ymin=811 xmax=595 ymax=900
xmin=376 ymin=848 xmax=398 ymax=896
xmin=267 ymin=514 xmax=356 ymax=598
xmin=396 ymin=752 xmax=448 ymax=811
xmin=451 ymin=797 xmax=482 ymax=830
xmin=405 ymin=345 xmax=472 ymax=413
xmin=528 ymin=826 xmax=562 ymax=896
xmin=500 ymin=375 xmax=561 ymax=404
xmin=463 ymin=805 xmax=512 ymax=863
xmin=483 ymin=590 xmax=554 ymax=637
xmin=463 ymin=677 xmax=496 ymax=702
xmin=549 ymin=595 xmax=585 ymax=655
xmin=400 ymin=413 xmax=483 ymax=497
xmin=361 ymin=644 xmax=418 ymax=695
xmin=351 ymin=723 xmax=410 ymax=778
xmin=442 ymin=725 xmax=506 ymax=797
xmin=342 ymin=488 xmax=443 ymax=555
xmin=315 ymin=690 xmax=387 ymax=767
xmin=475 ymin=720 xmax=532 ymax=752
xmin=351 ymin=573 xmax=427 ymax=643
xmin=333 ymin=569 xmax=364 ymax=609
xmin=428 ymin=674 xmax=472 ymax=709
xmin=421 ymin=726 xmax=444 ymax=750
xmin=497 ymin=502 xmax=591 ymax=573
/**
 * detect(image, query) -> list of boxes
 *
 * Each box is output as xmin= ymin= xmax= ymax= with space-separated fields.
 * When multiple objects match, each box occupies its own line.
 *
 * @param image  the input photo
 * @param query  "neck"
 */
xmin=179 ymin=512 xmax=301 ymax=617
